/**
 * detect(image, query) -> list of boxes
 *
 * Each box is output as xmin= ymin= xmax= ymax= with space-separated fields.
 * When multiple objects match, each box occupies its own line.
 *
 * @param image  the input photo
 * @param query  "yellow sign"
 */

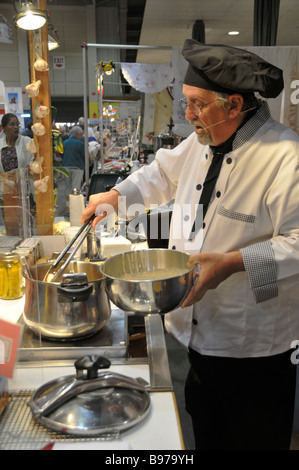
xmin=89 ymin=101 xmax=98 ymax=118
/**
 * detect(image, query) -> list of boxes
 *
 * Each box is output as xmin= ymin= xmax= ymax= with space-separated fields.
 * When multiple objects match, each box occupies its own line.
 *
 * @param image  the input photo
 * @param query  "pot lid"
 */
xmin=28 ymin=355 xmax=151 ymax=436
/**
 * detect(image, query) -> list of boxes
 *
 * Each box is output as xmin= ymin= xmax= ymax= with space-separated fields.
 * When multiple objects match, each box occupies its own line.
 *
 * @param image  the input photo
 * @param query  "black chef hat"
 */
xmin=182 ymin=39 xmax=284 ymax=98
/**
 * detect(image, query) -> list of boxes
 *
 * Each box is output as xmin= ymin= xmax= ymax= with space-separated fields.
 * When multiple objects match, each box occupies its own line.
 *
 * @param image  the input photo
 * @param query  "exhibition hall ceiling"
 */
xmin=138 ymin=0 xmax=299 ymax=63
xmin=46 ymin=0 xmax=299 ymax=63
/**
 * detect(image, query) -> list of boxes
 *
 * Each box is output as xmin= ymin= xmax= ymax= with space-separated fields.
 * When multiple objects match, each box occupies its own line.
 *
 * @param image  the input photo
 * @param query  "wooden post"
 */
xmin=28 ymin=0 xmax=54 ymax=235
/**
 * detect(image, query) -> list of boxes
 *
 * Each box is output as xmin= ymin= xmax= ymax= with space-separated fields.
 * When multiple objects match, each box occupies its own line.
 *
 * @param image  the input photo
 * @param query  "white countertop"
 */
xmin=0 ymin=297 xmax=184 ymax=450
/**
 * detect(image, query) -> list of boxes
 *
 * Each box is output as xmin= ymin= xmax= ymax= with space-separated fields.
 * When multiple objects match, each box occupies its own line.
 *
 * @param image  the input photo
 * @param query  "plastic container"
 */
xmin=69 ymin=189 xmax=85 ymax=227
xmin=63 ymin=227 xmax=83 ymax=260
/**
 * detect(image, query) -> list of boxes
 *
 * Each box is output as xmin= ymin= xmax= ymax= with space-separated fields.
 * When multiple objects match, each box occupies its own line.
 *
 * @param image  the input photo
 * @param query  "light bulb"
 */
xmin=15 ymin=3 xmax=47 ymax=31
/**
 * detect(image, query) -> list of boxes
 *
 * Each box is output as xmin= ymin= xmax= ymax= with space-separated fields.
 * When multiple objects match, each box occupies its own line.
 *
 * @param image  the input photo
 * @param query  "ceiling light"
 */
xmin=48 ymin=34 xmax=60 ymax=50
xmin=15 ymin=2 xmax=47 ymax=31
xmin=228 ymin=31 xmax=239 ymax=35
xmin=48 ymin=26 xmax=60 ymax=51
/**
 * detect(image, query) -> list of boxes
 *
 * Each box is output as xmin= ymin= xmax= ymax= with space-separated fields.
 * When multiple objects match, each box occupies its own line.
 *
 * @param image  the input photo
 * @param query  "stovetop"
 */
xmin=18 ymin=308 xmax=128 ymax=364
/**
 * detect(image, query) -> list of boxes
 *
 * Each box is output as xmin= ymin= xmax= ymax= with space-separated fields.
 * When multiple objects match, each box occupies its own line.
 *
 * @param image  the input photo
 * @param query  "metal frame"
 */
xmin=82 ymin=42 xmax=172 ymax=187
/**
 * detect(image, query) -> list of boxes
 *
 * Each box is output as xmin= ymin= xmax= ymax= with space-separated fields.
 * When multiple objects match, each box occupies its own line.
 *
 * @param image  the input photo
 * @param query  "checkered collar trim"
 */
xmin=233 ymin=100 xmax=271 ymax=151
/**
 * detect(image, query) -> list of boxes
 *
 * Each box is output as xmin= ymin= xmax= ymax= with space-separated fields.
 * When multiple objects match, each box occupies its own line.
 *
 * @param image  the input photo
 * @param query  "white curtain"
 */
xmin=0 ymin=15 xmax=13 ymax=44
xmin=121 ymin=62 xmax=174 ymax=94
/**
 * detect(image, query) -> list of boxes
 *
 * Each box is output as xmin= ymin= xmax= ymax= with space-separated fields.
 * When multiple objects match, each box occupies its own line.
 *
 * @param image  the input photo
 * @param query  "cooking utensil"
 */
xmin=48 ymin=227 xmax=90 ymax=283
xmin=20 ymin=255 xmax=33 ymax=280
xmin=43 ymin=214 xmax=95 ymax=282
xmin=87 ymin=229 xmax=103 ymax=261
xmin=23 ymin=261 xmax=111 ymax=340
xmin=153 ymin=119 xmax=184 ymax=152
xmin=28 ymin=355 xmax=151 ymax=436
xmin=100 ymin=248 xmax=195 ymax=314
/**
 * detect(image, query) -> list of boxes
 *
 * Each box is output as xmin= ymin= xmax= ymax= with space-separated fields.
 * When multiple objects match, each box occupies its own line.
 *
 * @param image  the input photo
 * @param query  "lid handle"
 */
xmin=75 ymin=355 xmax=111 ymax=379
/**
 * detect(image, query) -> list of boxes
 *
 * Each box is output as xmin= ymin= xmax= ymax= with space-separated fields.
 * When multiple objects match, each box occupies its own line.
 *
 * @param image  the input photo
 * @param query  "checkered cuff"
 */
xmin=240 ymin=240 xmax=278 ymax=303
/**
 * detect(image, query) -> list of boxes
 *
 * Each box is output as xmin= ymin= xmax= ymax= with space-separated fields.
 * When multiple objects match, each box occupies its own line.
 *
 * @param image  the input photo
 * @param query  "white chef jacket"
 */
xmin=115 ymin=102 xmax=299 ymax=358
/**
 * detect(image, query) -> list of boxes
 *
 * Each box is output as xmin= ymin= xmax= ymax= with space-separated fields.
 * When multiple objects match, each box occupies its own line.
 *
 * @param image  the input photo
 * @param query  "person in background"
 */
xmin=63 ymin=125 xmax=87 ymax=199
xmin=81 ymin=40 xmax=299 ymax=450
xmin=102 ymin=128 xmax=111 ymax=152
xmin=0 ymin=113 xmax=34 ymax=172
xmin=88 ymin=140 xmax=101 ymax=176
xmin=21 ymin=121 xmax=33 ymax=139
xmin=94 ymin=128 xmax=101 ymax=143
xmin=78 ymin=116 xmax=96 ymax=139
xmin=0 ymin=113 xmax=35 ymax=235
xmin=59 ymin=125 xmax=69 ymax=142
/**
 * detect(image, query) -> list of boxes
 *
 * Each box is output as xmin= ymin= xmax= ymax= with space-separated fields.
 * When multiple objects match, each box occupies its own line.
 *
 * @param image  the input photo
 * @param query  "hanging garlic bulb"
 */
xmin=35 ymin=105 xmax=49 ymax=119
xmin=25 ymin=80 xmax=41 ymax=98
xmin=32 ymin=122 xmax=46 ymax=136
xmin=34 ymin=57 xmax=49 ymax=72
xmin=26 ymin=139 xmax=37 ymax=153
xmin=29 ymin=157 xmax=44 ymax=175
xmin=0 ymin=178 xmax=15 ymax=194
xmin=34 ymin=175 xmax=49 ymax=193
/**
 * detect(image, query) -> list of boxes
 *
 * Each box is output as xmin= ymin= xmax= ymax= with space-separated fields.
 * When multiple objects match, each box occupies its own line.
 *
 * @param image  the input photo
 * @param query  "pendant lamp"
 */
xmin=15 ymin=2 xmax=47 ymax=31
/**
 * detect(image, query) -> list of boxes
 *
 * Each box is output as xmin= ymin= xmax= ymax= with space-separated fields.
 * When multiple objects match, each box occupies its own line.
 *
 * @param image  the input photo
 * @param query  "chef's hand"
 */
xmin=81 ymin=189 xmax=120 ymax=228
xmin=181 ymin=251 xmax=245 ymax=308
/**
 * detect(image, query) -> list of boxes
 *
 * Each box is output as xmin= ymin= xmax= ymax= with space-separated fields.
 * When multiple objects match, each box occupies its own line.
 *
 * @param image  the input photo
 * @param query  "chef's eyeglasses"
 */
xmin=179 ymin=97 xmax=221 ymax=116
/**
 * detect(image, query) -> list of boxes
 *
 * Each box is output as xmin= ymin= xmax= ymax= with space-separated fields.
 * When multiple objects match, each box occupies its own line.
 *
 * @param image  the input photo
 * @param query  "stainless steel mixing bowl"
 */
xmin=100 ymin=249 xmax=195 ymax=314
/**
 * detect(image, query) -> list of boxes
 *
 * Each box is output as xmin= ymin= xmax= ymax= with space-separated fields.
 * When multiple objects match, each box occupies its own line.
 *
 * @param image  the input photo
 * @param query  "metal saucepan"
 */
xmin=100 ymin=248 xmax=195 ymax=314
xmin=153 ymin=134 xmax=183 ymax=152
xmin=22 ymin=261 xmax=111 ymax=340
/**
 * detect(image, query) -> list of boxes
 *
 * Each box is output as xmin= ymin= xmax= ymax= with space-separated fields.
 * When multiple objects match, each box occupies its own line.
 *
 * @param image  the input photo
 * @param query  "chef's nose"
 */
xmin=185 ymin=106 xmax=198 ymax=120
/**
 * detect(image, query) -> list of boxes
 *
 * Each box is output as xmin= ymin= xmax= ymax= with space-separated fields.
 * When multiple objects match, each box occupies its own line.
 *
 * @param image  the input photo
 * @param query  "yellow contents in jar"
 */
xmin=0 ymin=252 xmax=23 ymax=300
xmin=0 ymin=263 xmax=8 ymax=299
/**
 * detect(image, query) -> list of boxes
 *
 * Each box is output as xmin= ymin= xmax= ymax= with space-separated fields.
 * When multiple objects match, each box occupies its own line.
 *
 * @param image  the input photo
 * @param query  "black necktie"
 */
xmin=189 ymin=151 xmax=225 ymax=241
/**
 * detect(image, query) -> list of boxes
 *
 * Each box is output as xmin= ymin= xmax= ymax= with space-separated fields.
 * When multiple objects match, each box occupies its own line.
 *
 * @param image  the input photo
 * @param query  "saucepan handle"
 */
xmin=57 ymin=283 xmax=93 ymax=302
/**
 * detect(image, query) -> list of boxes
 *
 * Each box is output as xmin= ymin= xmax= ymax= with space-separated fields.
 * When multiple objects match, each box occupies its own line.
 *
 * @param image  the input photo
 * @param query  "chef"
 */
xmin=82 ymin=40 xmax=299 ymax=450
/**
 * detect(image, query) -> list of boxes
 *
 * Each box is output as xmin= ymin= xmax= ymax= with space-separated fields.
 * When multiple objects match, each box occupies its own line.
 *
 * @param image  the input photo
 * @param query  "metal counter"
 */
xmin=17 ymin=308 xmax=172 ymax=391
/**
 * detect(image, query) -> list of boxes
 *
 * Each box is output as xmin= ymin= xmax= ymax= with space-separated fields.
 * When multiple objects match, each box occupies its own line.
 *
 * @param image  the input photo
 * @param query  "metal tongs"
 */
xmin=43 ymin=214 xmax=95 ymax=283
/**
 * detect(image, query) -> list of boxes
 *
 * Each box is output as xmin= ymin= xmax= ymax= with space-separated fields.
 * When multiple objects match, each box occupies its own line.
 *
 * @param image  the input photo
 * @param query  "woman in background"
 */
xmin=0 ymin=113 xmax=34 ymax=172
xmin=0 ymin=113 xmax=35 ymax=235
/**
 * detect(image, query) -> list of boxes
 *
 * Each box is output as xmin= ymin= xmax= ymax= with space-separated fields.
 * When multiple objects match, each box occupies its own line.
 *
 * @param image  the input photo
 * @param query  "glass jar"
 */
xmin=0 ymin=251 xmax=23 ymax=300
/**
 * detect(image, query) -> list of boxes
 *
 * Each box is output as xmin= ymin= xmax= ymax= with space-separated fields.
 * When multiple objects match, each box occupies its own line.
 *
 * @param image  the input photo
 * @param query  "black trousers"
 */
xmin=185 ymin=348 xmax=296 ymax=450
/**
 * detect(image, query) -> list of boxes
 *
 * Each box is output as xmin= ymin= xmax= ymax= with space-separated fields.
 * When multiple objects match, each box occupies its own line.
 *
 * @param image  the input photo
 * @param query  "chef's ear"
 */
xmin=226 ymin=94 xmax=243 ymax=117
